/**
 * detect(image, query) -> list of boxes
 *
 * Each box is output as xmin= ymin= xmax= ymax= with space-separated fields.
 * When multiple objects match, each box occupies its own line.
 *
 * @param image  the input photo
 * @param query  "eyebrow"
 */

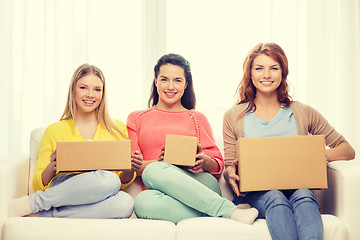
xmin=78 ymin=83 xmax=103 ymax=88
xmin=159 ymin=75 xmax=185 ymax=80
xmin=254 ymin=63 xmax=280 ymax=67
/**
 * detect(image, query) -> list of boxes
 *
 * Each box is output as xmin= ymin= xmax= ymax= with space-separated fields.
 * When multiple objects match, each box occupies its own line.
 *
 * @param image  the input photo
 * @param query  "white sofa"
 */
xmin=1 ymin=127 xmax=359 ymax=240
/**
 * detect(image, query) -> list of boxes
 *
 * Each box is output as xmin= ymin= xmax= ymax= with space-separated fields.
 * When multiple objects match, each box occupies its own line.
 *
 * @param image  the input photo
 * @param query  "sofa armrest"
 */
xmin=0 ymin=155 xmax=30 ymax=239
xmin=319 ymin=159 xmax=360 ymax=240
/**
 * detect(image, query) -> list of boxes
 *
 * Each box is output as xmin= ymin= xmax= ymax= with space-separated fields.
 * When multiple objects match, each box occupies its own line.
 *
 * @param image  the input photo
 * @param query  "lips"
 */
xmin=164 ymin=92 xmax=177 ymax=98
xmin=260 ymin=81 xmax=274 ymax=86
xmin=83 ymin=99 xmax=95 ymax=105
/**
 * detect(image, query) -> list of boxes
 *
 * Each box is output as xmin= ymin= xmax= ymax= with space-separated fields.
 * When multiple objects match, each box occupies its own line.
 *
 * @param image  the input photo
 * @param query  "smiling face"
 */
xmin=251 ymin=54 xmax=282 ymax=96
xmin=155 ymin=64 xmax=188 ymax=111
xmin=75 ymin=73 xmax=103 ymax=115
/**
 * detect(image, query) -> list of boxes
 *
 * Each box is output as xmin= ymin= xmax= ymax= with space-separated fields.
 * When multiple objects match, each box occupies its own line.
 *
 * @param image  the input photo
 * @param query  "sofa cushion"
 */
xmin=3 ymin=217 xmax=176 ymax=240
xmin=176 ymin=215 xmax=346 ymax=240
xmin=177 ymin=217 xmax=271 ymax=240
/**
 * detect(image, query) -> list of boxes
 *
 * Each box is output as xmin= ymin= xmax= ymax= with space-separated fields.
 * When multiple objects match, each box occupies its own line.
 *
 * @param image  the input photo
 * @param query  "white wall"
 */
xmin=1 ymin=0 xmax=359 ymax=158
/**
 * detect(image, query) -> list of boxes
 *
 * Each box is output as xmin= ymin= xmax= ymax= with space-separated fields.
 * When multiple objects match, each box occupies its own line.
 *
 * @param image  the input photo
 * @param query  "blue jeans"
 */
xmin=29 ymin=170 xmax=134 ymax=218
xmin=134 ymin=162 xmax=236 ymax=223
xmin=233 ymin=189 xmax=323 ymax=240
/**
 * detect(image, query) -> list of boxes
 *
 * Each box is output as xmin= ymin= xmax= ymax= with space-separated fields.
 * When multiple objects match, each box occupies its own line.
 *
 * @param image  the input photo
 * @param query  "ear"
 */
xmin=154 ymin=78 xmax=158 ymax=87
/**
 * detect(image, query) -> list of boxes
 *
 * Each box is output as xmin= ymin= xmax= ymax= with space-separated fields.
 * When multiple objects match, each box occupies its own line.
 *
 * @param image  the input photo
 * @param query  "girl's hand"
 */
xmin=130 ymin=151 xmax=143 ymax=172
xmin=49 ymin=149 xmax=57 ymax=171
xmin=193 ymin=144 xmax=216 ymax=172
xmin=41 ymin=150 xmax=57 ymax=186
xmin=225 ymin=159 xmax=245 ymax=197
xmin=156 ymin=145 xmax=165 ymax=162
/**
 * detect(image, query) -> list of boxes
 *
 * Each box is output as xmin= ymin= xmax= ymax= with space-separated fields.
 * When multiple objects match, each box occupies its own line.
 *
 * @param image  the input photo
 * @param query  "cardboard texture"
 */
xmin=164 ymin=134 xmax=198 ymax=167
xmin=56 ymin=140 xmax=131 ymax=172
xmin=237 ymin=135 xmax=327 ymax=192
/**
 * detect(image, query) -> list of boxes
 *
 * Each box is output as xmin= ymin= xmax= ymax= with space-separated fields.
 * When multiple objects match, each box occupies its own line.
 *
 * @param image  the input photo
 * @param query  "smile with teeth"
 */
xmin=83 ymin=99 xmax=95 ymax=105
xmin=165 ymin=92 xmax=177 ymax=97
xmin=260 ymin=81 xmax=274 ymax=86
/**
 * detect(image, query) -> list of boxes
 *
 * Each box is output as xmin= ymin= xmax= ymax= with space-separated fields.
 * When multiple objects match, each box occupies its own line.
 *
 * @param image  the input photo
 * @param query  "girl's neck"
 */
xmin=74 ymin=111 xmax=99 ymax=139
xmin=75 ymin=111 xmax=98 ymax=124
xmin=253 ymin=93 xmax=281 ymax=122
xmin=254 ymin=93 xmax=281 ymax=110
xmin=155 ymin=102 xmax=187 ymax=112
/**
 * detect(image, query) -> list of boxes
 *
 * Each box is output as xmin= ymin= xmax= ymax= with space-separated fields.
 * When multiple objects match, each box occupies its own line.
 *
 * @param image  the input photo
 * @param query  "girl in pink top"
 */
xmin=127 ymin=53 xmax=258 ymax=224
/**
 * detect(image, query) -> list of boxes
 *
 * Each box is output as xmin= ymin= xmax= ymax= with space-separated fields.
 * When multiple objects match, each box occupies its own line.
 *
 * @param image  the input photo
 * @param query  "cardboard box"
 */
xmin=56 ymin=140 xmax=131 ymax=172
xmin=236 ymin=135 xmax=327 ymax=192
xmin=164 ymin=134 xmax=198 ymax=167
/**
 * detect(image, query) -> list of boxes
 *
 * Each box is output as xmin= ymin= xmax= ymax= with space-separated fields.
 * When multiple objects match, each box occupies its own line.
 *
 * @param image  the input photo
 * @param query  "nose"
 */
xmin=86 ymin=89 xmax=94 ymax=98
xmin=264 ymin=69 xmax=271 ymax=79
xmin=167 ymin=80 xmax=175 ymax=89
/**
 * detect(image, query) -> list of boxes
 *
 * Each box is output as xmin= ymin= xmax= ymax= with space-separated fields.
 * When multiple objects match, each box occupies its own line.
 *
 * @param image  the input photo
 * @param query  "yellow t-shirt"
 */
xmin=33 ymin=119 xmax=136 ymax=192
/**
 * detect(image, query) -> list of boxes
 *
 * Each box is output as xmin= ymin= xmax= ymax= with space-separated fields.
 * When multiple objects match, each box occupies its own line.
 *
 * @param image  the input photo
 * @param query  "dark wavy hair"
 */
xmin=236 ymin=43 xmax=292 ymax=116
xmin=148 ymin=53 xmax=196 ymax=110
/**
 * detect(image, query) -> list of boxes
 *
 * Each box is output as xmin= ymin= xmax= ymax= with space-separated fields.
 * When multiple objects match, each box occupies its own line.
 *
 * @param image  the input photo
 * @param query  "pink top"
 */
xmin=127 ymin=107 xmax=224 ymax=179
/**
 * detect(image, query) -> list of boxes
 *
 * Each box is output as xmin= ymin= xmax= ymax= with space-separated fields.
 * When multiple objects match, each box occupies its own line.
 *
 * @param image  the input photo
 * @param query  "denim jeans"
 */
xmin=233 ymin=188 xmax=323 ymax=240
xmin=134 ymin=162 xmax=236 ymax=223
xmin=29 ymin=170 xmax=134 ymax=218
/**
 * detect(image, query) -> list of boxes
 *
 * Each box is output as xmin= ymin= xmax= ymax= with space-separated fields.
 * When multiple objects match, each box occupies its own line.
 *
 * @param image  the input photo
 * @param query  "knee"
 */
xmin=134 ymin=190 xmax=160 ymax=218
xmin=112 ymin=191 xmax=134 ymax=218
xmin=94 ymin=170 xmax=121 ymax=194
xmin=264 ymin=190 xmax=290 ymax=209
xmin=142 ymin=162 xmax=170 ymax=188
xmin=199 ymin=173 xmax=221 ymax=195
xmin=290 ymin=188 xmax=318 ymax=206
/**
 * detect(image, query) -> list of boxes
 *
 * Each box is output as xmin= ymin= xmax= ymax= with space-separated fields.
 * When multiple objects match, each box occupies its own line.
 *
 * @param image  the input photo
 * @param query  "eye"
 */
xmin=175 ymin=79 xmax=183 ymax=83
xmin=255 ymin=67 xmax=263 ymax=71
xmin=160 ymin=78 xmax=167 ymax=82
xmin=80 ymin=86 xmax=86 ymax=90
xmin=95 ymin=88 xmax=102 ymax=92
xmin=271 ymin=67 xmax=279 ymax=70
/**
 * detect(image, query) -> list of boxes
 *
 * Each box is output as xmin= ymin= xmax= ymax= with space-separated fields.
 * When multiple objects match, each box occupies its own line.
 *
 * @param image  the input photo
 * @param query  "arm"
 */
xmin=41 ymin=149 xmax=57 ymax=186
xmin=119 ymin=150 xmax=142 ymax=183
xmin=193 ymin=144 xmax=220 ymax=173
xmin=126 ymin=111 xmax=163 ymax=176
xmin=192 ymin=112 xmax=224 ymax=177
xmin=222 ymin=107 xmax=244 ymax=195
xmin=326 ymin=141 xmax=355 ymax=161
xmin=223 ymin=160 xmax=243 ymax=197
xmin=304 ymin=104 xmax=356 ymax=161
xmin=33 ymin=127 xmax=57 ymax=191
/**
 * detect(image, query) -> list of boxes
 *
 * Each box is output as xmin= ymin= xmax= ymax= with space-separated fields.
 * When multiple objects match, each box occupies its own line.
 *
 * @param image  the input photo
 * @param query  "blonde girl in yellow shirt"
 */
xmin=9 ymin=63 xmax=142 ymax=218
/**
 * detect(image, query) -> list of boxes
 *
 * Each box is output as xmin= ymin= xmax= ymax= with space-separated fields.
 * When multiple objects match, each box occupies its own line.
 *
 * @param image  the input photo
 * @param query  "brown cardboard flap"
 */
xmin=164 ymin=134 xmax=198 ymax=167
xmin=56 ymin=140 xmax=131 ymax=172
xmin=237 ymin=135 xmax=327 ymax=192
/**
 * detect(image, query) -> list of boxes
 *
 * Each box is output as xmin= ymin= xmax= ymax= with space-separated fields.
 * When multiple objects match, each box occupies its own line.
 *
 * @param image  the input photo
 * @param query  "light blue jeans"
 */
xmin=29 ymin=170 xmax=134 ymax=218
xmin=233 ymin=188 xmax=323 ymax=240
xmin=134 ymin=162 xmax=236 ymax=223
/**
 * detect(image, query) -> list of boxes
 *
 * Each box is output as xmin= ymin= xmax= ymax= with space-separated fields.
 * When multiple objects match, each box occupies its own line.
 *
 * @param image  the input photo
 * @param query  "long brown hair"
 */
xmin=61 ymin=63 xmax=126 ymax=139
xmin=236 ymin=43 xmax=292 ymax=117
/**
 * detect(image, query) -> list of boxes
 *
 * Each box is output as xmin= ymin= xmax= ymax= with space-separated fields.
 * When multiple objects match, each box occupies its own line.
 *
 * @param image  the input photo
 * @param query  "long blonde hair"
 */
xmin=60 ymin=63 xmax=126 ymax=139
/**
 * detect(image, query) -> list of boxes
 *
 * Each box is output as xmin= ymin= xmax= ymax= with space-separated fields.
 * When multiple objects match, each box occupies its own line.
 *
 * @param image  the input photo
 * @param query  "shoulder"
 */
xmin=45 ymin=119 xmax=72 ymax=133
xmin=128 ymin=108 xmax=154 ymax=120
xmin=224 ymin=103 xmax=247 ymax=120
xmin=40 ymin=119 xmax=73 ymax=141
xmin=126 ymin=108 xmax=155 ymax=129
xmin=290 ymin=101 xmax=318 ymax=115
xmin=192 ymin=110 xmax=208 ymax=120
xmin=114 ymin=119 xmax=126 ymax=130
